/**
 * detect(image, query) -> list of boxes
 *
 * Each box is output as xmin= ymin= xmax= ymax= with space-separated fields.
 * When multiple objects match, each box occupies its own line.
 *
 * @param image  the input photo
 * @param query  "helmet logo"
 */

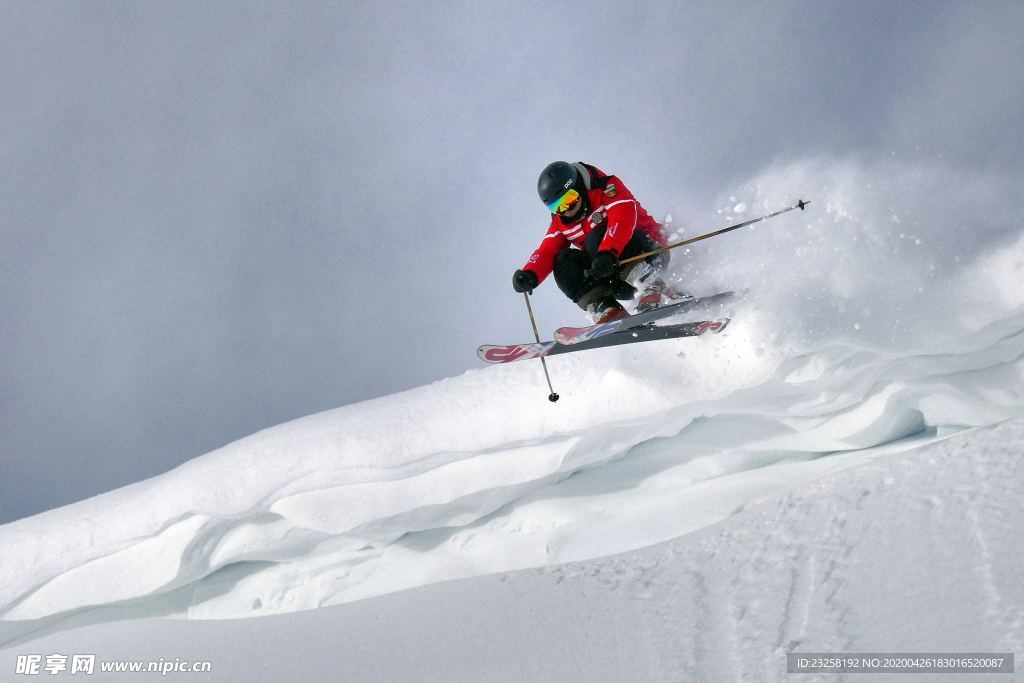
xmin=563 ymin=178 xmax=573 ymax=189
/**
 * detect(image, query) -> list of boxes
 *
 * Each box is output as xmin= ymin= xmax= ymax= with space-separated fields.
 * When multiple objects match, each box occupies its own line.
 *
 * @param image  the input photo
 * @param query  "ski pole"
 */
xmin=617 ymin=199 xmax=810 ymax=267
xmin=522 ymin=291 xmax=559 ymax=403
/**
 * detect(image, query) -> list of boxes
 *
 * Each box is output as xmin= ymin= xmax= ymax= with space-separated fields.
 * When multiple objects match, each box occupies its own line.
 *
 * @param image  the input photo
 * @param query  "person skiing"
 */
xmin=512 ymin=161 xmax=677 ymax=324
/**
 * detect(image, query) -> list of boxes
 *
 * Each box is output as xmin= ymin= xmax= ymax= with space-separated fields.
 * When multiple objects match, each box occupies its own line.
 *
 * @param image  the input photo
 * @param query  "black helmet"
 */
xmin=537 ymin=161 xmax=582 ymax=208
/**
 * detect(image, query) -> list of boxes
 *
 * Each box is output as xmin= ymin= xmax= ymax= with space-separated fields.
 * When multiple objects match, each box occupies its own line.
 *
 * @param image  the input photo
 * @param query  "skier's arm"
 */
xmin=523 ymin=226 xmax=568 ymax=284
xmin=597 ymin=177 xmax=639 ymax=258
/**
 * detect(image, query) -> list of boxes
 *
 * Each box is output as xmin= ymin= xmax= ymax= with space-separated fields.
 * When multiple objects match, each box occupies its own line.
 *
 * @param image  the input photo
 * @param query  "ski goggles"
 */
xmin=547 ymin=188 xmax=581 ymax=214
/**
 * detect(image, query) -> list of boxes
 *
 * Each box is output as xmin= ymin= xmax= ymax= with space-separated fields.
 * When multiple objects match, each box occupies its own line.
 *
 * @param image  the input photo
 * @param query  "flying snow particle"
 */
xmin=733 ymin=203 xmax=747 ymax=214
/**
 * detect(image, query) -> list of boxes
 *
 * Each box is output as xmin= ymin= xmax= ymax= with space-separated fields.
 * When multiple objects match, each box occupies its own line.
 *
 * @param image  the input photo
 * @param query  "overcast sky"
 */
xmin=2 ymin=0 xmax=1022 ymax=523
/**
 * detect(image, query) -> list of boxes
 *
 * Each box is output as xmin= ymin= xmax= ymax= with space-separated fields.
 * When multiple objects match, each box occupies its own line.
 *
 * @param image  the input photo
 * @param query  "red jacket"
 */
xmin=523 ymin=163 xmax=665 ymax=283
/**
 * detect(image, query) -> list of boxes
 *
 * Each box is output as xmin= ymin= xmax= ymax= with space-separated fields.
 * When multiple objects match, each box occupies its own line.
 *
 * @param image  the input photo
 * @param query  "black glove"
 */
xmin=585 ymin=251 xmax=617 ymax=280
xmin=512 ymin=268 xmax=539 ymax=293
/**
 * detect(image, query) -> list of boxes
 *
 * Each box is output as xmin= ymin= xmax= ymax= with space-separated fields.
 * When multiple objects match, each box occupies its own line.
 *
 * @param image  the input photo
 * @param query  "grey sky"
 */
xmin=2 ymin=0 xmax=1023 ymax=523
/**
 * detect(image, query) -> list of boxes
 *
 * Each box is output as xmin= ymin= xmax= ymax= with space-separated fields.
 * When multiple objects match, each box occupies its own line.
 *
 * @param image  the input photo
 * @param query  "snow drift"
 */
xmin=10 ymin=417 xmax=1021 ymax=681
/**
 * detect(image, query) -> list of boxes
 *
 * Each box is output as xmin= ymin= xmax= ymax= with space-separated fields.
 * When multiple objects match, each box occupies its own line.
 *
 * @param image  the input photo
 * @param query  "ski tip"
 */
xmin=477 ymin=344 xmax=525 ymax=364
xmin=478 ymin=342 xmax=553 ymax=364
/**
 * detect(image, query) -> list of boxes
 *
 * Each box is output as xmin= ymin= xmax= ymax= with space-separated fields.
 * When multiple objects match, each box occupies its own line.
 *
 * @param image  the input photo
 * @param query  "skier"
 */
xmin=512 ymin=161 xmax=676 ymax=324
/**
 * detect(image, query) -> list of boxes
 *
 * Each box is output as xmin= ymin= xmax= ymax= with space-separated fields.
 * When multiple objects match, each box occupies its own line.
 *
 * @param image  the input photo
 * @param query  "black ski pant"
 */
xmin=552 ymin=227 xmax=668 ymax=307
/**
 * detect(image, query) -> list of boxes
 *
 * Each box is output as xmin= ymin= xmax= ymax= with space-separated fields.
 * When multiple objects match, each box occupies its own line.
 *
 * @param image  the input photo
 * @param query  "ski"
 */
xmin=554 ymin=291 xmax=735 ymax=345
xmin=478 ymin=318 xmax=730 ymax=364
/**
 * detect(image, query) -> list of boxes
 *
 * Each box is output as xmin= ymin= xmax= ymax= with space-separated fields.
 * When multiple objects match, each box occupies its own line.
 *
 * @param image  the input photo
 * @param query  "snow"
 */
xmin=2 ymin=296 xmax=1023 ymax=645
xmin=2 ymin=161 xmax=1024 ymax=678
xmin=4 ymin=417 xmax=1021 ymax=681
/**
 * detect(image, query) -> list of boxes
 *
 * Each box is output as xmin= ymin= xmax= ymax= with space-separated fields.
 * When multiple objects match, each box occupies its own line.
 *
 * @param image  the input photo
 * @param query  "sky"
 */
xmin=2 ymin=0 xmax=1023 ymax=523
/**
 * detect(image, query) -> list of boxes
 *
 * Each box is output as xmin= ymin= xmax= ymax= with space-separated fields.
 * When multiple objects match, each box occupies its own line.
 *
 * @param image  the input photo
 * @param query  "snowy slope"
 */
xmin=2 ymin=161 xmax=1024 ymax=655
xmin=2 ymin=299 xmax=1023 ymax=648
xmin=5 ymin=417 xmax=1021 ymax=682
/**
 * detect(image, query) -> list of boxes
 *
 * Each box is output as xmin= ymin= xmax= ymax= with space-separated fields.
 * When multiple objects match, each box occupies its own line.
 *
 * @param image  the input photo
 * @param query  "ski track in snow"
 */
xmin=512 ymin=417 xmax=1024 ymax=682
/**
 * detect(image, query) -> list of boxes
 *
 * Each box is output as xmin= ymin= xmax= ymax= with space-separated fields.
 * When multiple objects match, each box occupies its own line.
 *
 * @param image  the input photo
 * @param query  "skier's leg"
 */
xmin=553 ymin=245 xmax=626 ymax=321
xmin=618 ymin=230 xmax=669 ymax=285
xmin=552 ymin=247 xmax=593 ymax=304
xmin=582 ymin=226 xmax=636 ymax=303
xmin=618 ymin=231 xmax=687 ymax=311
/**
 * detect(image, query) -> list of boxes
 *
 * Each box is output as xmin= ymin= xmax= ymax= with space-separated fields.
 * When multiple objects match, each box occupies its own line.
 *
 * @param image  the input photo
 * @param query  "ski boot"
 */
xmin=586 ymin=295 xmax=630 ymax=324
xmin=637 ymin=277 xmax=693 ymax=313
xmin=636 ymin=277 xmax=668 ymax=313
